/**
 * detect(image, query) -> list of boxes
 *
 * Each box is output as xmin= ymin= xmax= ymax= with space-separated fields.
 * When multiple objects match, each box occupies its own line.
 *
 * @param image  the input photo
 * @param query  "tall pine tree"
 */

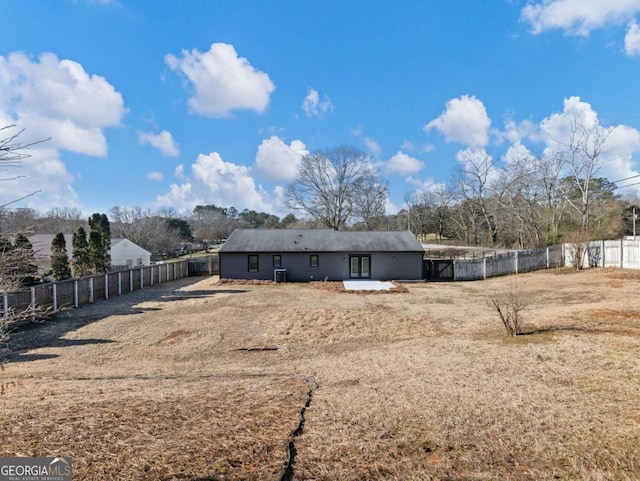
xmin=88 ymin=213 xmax=111 ymax=272
xmin=72 ymin=226 xmax=90 ymax=277
xmin=12 ymin=233 xmax=38 ymax=287
xmin=88 ymin=230 xmax=105 ymax=273
xmin=51 ymin=233 xmax=72 ymax=280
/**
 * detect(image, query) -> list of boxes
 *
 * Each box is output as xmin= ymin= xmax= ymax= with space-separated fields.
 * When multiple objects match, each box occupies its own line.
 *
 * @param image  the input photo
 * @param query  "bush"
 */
xmin=489 ymin=281 xmax=528 ymax=336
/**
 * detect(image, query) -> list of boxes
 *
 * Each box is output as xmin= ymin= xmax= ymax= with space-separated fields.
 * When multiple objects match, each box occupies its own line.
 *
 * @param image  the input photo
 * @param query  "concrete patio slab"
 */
xmin=343 ymin=280 xmax=395 ymax=291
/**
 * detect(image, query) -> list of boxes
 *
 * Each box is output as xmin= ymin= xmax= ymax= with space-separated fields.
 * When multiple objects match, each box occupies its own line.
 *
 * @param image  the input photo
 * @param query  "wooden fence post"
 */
xmin=129 ymin=270 xmax=133 ymax=292
xmin=74 ymin=280 xmax=79 ymax=307
xmin=105 ymin=273 xmax=109 ymax=300
xmin=514 ymin=252 xmax=519 ymax=275
xmin=483 ymin=257 xmax=487 ymax=280
xmin=140 ymin=267 xmax=144 ymax=290
xmin=3 ymin=292 xmax=8 ymax=319
xmin=89 ymin=277 xmax=94 ymax=303
xmin=118 ymin=272 xmax=122 ymax=296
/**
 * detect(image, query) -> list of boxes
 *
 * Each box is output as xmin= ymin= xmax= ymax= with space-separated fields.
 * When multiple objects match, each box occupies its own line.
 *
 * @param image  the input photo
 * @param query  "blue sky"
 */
xmin=2 ymin=0 xmax=640 ymax=217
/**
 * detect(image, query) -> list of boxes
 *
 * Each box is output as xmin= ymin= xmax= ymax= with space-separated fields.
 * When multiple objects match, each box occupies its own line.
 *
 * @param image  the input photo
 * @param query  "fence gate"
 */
xmin=423 ymin=259 xmax=454 ymax=281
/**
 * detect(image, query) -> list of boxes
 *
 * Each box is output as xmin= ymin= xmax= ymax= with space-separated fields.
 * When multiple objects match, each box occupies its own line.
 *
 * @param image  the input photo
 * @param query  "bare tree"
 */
xmin=555 ymin=108 xmax=613 ymax=234
xmin=286 ymin=146 xmax=388 ymax=230
xmin=0 ymin=207 xmax=39 ymax=234
xmin=354 ymin=180 xmax=388 ymax=230
xmin=0 ymin=125 xmax=49 ymax=207
xmin=454 ymin=152 xmax=500 ymax=245
xmin=109 ymin=206 xmax=193 ymax=258
xmin=40 ymin=207 xmax=85 ymax=234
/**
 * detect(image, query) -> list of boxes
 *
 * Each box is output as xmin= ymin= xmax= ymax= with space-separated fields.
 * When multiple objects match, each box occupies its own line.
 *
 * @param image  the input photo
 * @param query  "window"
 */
xmin=248 ymin=255 xmax=259 ymax=272
xmin=273 ymin=255 xmax=282 ymax=268
xmin=310 ymin=254 xmax=319 ymax=267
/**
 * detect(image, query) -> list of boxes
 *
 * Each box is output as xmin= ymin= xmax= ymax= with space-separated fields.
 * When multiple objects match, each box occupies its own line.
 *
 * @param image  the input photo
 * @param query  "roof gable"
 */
xmin=111 ymin=238 xmax=152 ymax=256
xmin=219 ymin=229 xmax=424 ymax=253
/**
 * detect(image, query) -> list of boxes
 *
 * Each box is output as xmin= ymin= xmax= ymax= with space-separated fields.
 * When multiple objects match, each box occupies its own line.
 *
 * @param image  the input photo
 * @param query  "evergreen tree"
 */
xmin=12 ymin=233 xmax=38 ymax=287
xmin=51 ymin=233 xmax=72 ymax=280
xmin=72 ymin=226 xmax=90 ymax=277
xmin=88 ymin=213 xmax=111 ymax=271
xmin=88 ymin=229 xmax=105 ymax=273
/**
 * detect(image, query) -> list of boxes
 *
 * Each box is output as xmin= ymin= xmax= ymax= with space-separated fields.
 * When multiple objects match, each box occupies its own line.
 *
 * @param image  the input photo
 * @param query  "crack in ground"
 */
xmin=280 ymin=375 xmax=318 ymax=481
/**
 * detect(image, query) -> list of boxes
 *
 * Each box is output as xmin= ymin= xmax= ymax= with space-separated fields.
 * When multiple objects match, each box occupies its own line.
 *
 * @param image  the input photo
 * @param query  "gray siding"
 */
xmin=220 ymin=251 xmax=423 ymax=281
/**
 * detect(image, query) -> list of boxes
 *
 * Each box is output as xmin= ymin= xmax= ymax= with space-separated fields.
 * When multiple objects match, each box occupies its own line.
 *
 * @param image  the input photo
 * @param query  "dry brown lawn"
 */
xmin=1 ymin=268 xmax=639 ymax=480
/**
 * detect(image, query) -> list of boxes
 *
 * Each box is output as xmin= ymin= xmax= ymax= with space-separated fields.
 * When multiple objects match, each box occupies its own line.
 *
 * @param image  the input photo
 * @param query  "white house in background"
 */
xmin=110 ymin=239 xmax=152 ymax=268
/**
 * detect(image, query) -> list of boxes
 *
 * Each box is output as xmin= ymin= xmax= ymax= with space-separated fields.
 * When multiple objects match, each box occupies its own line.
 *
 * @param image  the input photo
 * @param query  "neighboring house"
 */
xmin=111 ymin=238 xmax=152 ymax=268
xmin=28 ymin=235 xmax=151 ymax=271
xmin=218 ymin=229 xmax=424 ymax=281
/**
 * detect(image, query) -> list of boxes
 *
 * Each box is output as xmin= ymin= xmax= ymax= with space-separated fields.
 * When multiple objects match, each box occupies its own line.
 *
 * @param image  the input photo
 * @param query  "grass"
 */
xmin=1 ymin=268 xmax=639 ymax=480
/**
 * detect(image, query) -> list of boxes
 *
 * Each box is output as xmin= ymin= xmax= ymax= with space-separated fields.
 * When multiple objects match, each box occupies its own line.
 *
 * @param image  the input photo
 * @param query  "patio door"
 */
xmin=349 ymin=255 xmax=371 ymax=278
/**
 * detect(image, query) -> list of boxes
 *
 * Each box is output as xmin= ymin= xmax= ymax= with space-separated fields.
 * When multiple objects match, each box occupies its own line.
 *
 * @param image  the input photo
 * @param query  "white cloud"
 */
xmin=254 ymin=136 xmax=308 ymax=182
xmin=302 ymin=88 xmax=335 ymax=118
xmin=424 ymin=95 xmax=491 ymax=148
xmin=138 ymin=130 xmax=180 ymax=157
xmin=405 ymin=177 xmax=448 ymax=197
xmin=503 ymin=142 xmax=534 ymax=165
xmin=386 ymin=151 xmax=424 ymax=175
xmin=156 ymin=151 xmax=279 ymax=212
xmin=352 ymin=125 xmax=382 ymax=156
xmin=539 ymin=96 xmax=600 ymax=151
xmin=625 ymin=20 xmax=640 ymax=55
xmin=384 ymin=198 xmax=399 ymax=215
xmin=146 ymin=171 xmax=164 ymax=181
xmin=165 ymin=43 xmax=275 ymax=118
xmin=0 ymin=146 xmax=79 ymax=210
xmin=456 ymin=147 xmax=501 ymax=177
xmin=0 ymin=52 xmax=126 ymax=155
xmin=598 ymin=124 xmax=640 ymax=183
xmin=521 ymin=0 xmax=640 ymax=36
xmin=0 ymin=52 xmax=125 ymax=209
xmin=535 ymin=96 xmax=640 ymax=187
xmin=364 ymin=137 xmax=381 ymax=156
xmin=497 ymin=117 xmax=538 ymax=144
xmin=400 ymin=140 xmax=415 ymax=151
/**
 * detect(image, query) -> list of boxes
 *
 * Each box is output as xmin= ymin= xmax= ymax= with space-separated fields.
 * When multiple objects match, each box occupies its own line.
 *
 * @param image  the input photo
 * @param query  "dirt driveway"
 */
xmin=1 ymin=269 xmax=639 ymax=480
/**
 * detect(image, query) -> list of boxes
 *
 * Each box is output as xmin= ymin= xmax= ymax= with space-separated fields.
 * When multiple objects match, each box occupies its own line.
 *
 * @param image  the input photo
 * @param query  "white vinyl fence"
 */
xmin=563 ymin=238 xmax=640 ymax=270
xmin=454 ymin=245 xmax=563 ymax=281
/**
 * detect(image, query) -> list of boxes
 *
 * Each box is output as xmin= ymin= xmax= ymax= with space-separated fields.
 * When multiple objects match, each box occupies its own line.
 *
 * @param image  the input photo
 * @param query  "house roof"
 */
xmin=111 ymin=238 xmax=152 ymax=256
xmin=219 ymin=229 xmax=424 ymax=253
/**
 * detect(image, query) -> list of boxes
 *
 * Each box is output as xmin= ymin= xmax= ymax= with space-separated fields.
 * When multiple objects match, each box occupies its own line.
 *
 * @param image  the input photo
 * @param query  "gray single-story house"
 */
xmin=218 ymin=229 xmax=424 ymax=281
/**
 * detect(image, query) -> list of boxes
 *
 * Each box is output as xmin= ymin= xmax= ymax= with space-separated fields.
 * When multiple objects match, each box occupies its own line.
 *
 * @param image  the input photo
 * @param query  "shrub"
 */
xmin=489 ymin=281 xmax=528 ymax=336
